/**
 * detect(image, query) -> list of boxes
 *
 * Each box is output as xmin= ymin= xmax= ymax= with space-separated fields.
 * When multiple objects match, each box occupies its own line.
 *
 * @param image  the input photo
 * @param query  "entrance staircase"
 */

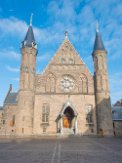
xmin=63 ymin=128 xmax=74 ymax=135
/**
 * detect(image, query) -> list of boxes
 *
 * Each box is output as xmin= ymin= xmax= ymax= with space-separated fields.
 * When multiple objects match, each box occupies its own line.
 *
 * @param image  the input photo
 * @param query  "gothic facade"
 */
xmin=0 ymin=21 xmax=113 ymax=136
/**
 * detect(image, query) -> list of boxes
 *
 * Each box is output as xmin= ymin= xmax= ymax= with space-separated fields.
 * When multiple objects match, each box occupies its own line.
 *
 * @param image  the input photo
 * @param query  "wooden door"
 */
xmin=63 ymin=117 xmax=70 ymax=128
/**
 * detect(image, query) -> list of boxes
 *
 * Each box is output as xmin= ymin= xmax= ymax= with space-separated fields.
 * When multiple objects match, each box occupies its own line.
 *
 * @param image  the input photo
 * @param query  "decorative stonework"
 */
xmin=46 ymin=73 xmax=56 ymax=93
xmin=60 ymin=75 xmax=75 ymax=92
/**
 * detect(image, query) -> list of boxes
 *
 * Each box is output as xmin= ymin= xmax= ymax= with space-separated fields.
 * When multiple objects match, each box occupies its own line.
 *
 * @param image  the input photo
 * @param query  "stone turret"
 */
xmin=16 ymin=14 xmax=37 ymax=135
xmin=92 ymin=25 xmax=113 ymax=136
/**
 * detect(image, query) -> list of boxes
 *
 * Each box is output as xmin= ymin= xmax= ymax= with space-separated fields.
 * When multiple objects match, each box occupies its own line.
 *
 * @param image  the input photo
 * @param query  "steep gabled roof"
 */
xmin=4 ymin=92 xmax=18 ymax=105
xmin=114 ymin=99 xmax=122 ymax=106
xmin=22 ymin=14 xmax=37 ymax=48
xmin=41 ymin=34 xmax=92 ymax=76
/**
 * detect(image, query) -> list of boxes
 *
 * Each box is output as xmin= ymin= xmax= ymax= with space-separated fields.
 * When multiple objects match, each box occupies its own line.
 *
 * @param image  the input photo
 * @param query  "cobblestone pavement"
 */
xmin=0 ymin=136 xmax=122 ymax=163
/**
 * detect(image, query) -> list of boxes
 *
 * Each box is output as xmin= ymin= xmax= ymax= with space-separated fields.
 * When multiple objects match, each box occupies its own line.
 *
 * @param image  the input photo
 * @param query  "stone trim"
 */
xmin=35 ymin=92 xmax=95 ymax=95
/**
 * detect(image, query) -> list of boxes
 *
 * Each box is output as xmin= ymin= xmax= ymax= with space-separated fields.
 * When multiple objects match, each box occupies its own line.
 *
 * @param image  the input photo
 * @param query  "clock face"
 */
xmin=60 ymin=75 xmax=75 ymax=92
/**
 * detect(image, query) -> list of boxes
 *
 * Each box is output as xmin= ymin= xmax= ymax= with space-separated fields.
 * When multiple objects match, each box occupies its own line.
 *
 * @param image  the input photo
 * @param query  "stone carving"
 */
xmin=60 ymin=43 xmax=74 ymax=64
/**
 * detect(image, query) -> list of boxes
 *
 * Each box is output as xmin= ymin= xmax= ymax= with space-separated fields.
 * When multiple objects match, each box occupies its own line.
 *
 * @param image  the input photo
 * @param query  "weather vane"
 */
xmin=96 ymin=21 xmax=99 ymax=32
xmin=30 ymin=13 xmax=33 ymax=26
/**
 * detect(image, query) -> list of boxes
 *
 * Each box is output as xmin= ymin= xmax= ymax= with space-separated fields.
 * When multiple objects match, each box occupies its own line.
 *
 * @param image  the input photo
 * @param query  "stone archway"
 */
xmin=56 ymin=101 xmax=78 ymax=135
xmin=63 ymin=106 xmax=75 ymax=128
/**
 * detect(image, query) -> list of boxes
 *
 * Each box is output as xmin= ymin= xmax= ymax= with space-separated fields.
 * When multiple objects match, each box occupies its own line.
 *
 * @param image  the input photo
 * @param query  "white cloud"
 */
xmin=0 ymin=17 xmax=41 ymax=41
xmin=6 ymin=65 xmax=19 ymax=73
xmin=109 ymin=72 xmax=122 ymax=86
xmin=0 ymin=17 xmax=27 ymax=36
xmin=0 ymin=49 xmax=20 ymax=60
xmin=47 ymin=0 xmax=77 ymax=24
xmin=37 ymin=53 xmax=51 ymax=62
xmin=109 ymin=72 xmax=122 ymax=104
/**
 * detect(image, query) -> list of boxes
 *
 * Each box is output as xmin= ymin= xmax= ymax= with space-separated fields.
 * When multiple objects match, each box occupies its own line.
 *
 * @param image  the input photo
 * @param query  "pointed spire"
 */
xmin=22 ymin=14 xmax=37 ymax=48
xmin=93 ymin=22 xmax=106 ymax=53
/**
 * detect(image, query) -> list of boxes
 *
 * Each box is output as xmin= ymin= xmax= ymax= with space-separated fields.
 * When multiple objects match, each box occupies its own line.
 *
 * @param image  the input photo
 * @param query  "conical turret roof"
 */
xmin=93 ymin=31 xmax=106 ymax=51
xmin=92 ymin=24 xmax=106 ymax=55
xmin=23 ymin=25 xmax=35 ymax=47
xmin=22 ymin=14 xmax=36 ymax=48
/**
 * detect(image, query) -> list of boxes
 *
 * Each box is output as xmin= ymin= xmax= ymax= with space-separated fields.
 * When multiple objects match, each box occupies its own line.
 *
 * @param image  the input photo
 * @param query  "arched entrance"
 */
xmin=56 ymin=101 xmax=78 ymax=135
xmin=63 ymin=107 xmax=74 ymax=128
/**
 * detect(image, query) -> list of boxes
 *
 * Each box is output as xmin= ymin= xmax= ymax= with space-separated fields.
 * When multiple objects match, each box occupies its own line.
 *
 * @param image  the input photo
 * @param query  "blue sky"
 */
xmin=0 ymin=0 xmax=122 ymax=105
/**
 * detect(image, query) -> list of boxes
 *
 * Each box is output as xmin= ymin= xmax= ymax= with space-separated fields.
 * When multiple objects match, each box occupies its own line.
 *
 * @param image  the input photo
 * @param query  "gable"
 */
xmin=36 ymin=38 xmax=94 ymax=94
xmin=49 ymin=38 xmax=84 ymax=65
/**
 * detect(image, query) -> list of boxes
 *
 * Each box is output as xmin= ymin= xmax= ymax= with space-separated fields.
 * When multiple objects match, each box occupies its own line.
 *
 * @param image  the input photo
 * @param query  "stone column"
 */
xmin=60 ymin=117 xmax=63 ymax=134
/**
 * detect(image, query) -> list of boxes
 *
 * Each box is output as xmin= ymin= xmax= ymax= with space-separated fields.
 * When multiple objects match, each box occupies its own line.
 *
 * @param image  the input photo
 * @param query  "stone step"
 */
xmin=63 ymin=128 xmax=74 ymax=135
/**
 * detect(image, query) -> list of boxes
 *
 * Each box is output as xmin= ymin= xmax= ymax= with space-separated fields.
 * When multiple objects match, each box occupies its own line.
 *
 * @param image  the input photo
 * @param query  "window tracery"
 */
xmin=60 ymin=75 xmax=75 ymax=92
xmin=85 ymin=105 xmax=93 ymax=124
xmin=46 ymin=73 xmax=56 ymax=93
xmin=79 ymin=74 xmax=88 ymax=93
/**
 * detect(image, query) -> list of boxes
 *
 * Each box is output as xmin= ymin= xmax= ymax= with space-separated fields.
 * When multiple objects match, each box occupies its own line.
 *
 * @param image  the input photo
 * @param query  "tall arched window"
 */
xmin=42 ymin=103 xmax=50 ymax=124
xmin=46 ymin=73 xmax=56 ymax=93
xmin=79 ymin=74 xmax=88 ymax=93
xmin=85 ymin=105 xmax=93 ymax=124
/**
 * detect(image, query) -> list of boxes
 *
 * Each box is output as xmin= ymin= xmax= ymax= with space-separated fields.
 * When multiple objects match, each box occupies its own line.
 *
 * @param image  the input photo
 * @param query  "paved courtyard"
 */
xmin=0 ymin=136 xmax=122 ymax=163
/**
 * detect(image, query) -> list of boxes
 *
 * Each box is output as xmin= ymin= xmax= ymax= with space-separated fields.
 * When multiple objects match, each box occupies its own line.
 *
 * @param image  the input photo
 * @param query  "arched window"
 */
xmin=85 ymin=105 xmax=93 ymax=124
xmin=46 ymin=73 xmax=56 ymax=93
xmin=10 ymin=115 xmax=15 ymax=127
xmin=42 ymin=103 xmax=50 ymax=124
xmin=61 ymin=58 xmax=66 ymax=64
xmin=79 ymin=74 xmax=88 ymax=93
xmin=69 ymin=58 xmax=74 ymax=64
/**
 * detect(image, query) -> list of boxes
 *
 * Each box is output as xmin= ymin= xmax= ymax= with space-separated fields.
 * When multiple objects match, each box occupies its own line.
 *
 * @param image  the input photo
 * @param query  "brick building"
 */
xmin=0 ymin=18 xmax=113 ymax=136
xmin=112 ymin=99 xmax=122 ymax=136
